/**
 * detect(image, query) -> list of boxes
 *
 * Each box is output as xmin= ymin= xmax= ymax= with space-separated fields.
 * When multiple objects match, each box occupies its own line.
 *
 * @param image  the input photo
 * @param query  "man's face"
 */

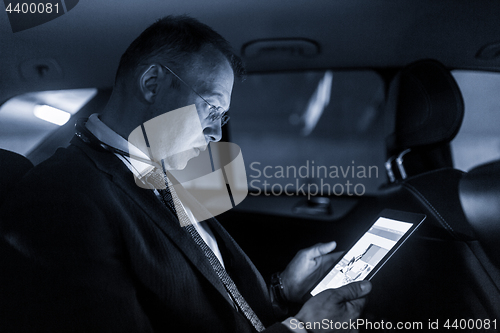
xmin=138 ymin=49 xmax=234 ymax=170
xmin=182 ymin=51 xmax=234 ymax=144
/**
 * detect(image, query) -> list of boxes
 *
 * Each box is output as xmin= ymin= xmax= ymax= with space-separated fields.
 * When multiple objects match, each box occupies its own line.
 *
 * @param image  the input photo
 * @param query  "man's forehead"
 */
xmin=186 ymin=51 xmax=234 ymax=93
xmin=186 ymin=48 xmax=232 ymax=77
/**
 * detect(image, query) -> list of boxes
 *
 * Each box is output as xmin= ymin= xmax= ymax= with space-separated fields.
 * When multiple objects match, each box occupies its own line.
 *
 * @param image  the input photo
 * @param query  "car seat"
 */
xmin=459 ymin=160 xmax=500 ymax=311
xmin=360 ymin=60 xmax=500 ymax=324
xmin=0 ymin=149 xmax=34 ymax=206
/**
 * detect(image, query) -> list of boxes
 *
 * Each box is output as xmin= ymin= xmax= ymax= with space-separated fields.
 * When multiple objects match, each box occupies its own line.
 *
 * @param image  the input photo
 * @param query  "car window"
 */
xmin=0 ymin=89 xmax=97 ymax=156
xmin=229 ymin=70 xmax=386 ymax=196
xmin=451 ymin=70 xmax=500 ymax=171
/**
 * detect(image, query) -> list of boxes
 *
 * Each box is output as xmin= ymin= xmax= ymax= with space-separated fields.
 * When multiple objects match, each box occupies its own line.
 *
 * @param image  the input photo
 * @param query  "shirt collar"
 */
xmin=85 ymin=113 xmax=155 ymax=178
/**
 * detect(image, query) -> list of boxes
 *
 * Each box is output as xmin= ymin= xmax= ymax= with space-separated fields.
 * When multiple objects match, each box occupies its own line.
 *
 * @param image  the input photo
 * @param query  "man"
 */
xmin=0 ymin=16 xmax=370 ymax=332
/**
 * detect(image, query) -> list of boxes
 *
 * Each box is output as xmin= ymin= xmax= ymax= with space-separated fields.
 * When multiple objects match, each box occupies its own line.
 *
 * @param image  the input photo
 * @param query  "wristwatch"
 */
xmin=270 ymin=272 xmax=287 ymax=304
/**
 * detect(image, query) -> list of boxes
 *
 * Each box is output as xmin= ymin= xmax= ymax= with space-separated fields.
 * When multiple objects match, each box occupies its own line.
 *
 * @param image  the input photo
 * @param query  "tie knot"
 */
xmin=142 ymin=168 xmax=168 ymax=190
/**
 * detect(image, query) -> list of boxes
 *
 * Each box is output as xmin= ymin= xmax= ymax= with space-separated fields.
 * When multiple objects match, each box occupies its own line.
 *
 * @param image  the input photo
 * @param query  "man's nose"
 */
xmin=203 ymin=123 xmax=222 ymax=142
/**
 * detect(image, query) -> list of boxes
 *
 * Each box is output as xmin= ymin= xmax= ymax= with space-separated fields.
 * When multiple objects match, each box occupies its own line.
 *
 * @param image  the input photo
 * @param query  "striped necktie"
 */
xmin=155 ymin=171 xmax=265 ymax=332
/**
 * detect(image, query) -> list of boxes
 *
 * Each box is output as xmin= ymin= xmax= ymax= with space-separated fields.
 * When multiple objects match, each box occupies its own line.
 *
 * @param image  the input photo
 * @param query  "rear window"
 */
xmin=229 ymin=70 xmax=386 ymax=196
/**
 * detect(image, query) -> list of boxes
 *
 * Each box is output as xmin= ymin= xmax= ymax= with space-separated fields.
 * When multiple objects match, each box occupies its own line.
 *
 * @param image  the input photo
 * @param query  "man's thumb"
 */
xmin=332 ymin=281 xmax=372 ymax=302
xmin=307 ymin=241 xmax=337 ymax=258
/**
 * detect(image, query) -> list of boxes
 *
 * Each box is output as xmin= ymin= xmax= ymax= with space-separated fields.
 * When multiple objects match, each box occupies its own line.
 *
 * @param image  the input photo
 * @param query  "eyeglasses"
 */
xmin=160 ymin=64 xmax=230 ymax=127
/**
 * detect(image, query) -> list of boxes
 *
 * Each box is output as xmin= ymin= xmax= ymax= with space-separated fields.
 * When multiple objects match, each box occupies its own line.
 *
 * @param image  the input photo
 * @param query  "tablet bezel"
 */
xmin=309 ymin=209 xmax=426 ymax=296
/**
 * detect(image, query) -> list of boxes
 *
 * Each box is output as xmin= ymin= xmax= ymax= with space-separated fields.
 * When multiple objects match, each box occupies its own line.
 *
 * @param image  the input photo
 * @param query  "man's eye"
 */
xmin=208 ymin=106 xmax=226 ymax=120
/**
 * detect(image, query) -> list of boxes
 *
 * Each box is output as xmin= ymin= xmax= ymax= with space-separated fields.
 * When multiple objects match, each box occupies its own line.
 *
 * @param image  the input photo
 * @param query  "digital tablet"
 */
xmin=310 ymin=209 xmax=426 ymax=296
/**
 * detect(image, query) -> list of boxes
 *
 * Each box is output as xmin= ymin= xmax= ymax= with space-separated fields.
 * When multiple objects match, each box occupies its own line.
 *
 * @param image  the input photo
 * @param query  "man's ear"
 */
xmin=139 ymin=64 xmax=164 ymax=103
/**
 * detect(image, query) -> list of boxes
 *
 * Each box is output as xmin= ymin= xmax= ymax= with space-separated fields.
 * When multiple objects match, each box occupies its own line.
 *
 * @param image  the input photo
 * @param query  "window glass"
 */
xmin=229 ymin=71 xmax=386 ymax=196
xmin=0 ymin=89 xmax=97 ymax=156
xmin=451 ymin=70 xmax=500 ymax=171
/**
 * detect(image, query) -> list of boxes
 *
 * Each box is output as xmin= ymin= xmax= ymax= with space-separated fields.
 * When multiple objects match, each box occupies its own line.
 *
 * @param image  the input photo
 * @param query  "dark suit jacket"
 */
xmin=0 ymin=137 xmax=290 ymax=333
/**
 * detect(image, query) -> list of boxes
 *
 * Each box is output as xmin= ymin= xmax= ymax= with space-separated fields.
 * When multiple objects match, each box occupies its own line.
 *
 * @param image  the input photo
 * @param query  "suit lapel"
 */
xmin=71 ymin=138 xmax=234 ymax=307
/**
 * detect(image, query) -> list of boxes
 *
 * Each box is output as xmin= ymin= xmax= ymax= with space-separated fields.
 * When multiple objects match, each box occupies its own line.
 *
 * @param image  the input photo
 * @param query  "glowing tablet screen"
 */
xmin=311 ymin=217 xmax=413 ymax=296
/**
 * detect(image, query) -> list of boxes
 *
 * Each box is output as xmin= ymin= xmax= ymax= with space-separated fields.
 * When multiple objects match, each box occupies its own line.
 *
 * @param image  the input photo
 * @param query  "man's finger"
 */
xmin=321 ymin=251 xmax=344 ymax=264
xmin=316 ymin=251 xmax=344 ymax=276
xmin=304 ymin=241 xmax=337 ymax=259
xmin=329 ymin=281 xmax=372 ymax=303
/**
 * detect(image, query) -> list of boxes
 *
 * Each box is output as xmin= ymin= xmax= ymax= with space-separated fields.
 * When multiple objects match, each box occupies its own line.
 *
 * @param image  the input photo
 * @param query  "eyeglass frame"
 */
xmin=159 ymin=64 xmax=230 ymax=127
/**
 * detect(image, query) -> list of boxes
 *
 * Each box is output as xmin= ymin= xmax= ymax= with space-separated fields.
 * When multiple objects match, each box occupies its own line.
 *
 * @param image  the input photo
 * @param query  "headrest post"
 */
xmin=396 ymin=149 xmax=411 ymax=180
xmin=385 ymin=156 xmax=396 ymax=183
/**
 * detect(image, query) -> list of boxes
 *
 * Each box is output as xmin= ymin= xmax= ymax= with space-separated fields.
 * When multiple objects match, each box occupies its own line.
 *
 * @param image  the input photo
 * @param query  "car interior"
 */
xmin=1 ymin=0 xmax=500 ymax=328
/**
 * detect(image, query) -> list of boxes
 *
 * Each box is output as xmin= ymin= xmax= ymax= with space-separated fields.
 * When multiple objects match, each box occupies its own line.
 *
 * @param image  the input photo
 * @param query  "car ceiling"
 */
xmin=2 ymin=0 xmax=500 ymax=105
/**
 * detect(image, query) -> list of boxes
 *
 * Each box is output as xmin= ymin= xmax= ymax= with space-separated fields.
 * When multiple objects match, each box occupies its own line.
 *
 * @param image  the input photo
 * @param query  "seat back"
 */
xmin=0 ymin=149 xmax=34 ymax=205
xmin=460 ymin=160 xmax=500 ymax=269
xmin=363 ymin=167 xmax=500 ymax=322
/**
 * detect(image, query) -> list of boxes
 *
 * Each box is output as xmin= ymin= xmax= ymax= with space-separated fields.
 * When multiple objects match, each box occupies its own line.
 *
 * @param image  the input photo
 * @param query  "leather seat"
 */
xmin=0 ymin=149 xmax=34 ymax=205
xmin=360 ymin=60 xmax=500 ymax=322
xmin=380 ymin=59 xmax=470 ymax=240
xmin=460 ymin=160 xmax=500 ymax=284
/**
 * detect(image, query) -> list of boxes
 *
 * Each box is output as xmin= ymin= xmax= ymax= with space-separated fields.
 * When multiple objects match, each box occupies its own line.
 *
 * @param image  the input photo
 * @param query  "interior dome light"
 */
xmin=33 ymin=104 xmax=71 ymax=126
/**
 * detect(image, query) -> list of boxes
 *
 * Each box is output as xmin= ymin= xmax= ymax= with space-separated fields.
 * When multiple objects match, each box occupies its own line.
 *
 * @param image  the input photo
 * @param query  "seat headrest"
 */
xmin=386 ymin=59 xmax=464 ymax=156
xmin=459 ymin=160 xmax=500 ymax=266
xmin=0 ymin=149 xmax=34 ymax=204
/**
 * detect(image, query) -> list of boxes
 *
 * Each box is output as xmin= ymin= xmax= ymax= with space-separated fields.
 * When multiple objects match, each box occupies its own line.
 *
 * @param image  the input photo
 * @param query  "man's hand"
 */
xmin=294 ymin=281 xmax=371 ymax=333
xmin=281 ymin=241 xmax=342 ymax=302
